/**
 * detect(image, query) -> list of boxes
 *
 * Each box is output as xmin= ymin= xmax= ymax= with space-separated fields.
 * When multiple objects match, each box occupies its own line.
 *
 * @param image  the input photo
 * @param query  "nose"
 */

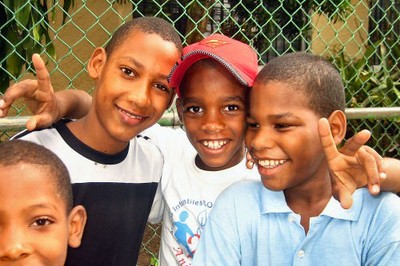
xmin=0 ymin=226 xmax=32 ymax=261
xmin=200 ymin=109 xmax=225 ymax=133
xmin=128 ymin=81 xmax=151 ymax=108
xmin=248 ymin=127 xmax=275 ymax=151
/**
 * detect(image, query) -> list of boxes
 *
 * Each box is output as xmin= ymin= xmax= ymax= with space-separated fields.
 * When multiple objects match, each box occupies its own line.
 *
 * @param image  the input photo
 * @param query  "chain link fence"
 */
xmin=0 ymin=0 xmax=399 ymax=265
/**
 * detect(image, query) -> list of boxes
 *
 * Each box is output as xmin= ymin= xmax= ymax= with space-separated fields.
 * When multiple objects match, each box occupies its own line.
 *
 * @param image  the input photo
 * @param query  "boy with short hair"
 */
xmin=193 ymin=52 xmax=400 ymax=265
xmin=6 ymin=17 xmax=183 ymax=266
xmin=0 ymin=139 xmax=86 ymax=266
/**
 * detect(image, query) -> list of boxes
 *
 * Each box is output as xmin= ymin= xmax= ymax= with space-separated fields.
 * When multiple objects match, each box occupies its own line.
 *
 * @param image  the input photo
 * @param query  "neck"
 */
xmin=284 ymin=170 xmax=332 ymax=233
xmin=68 ymin=117 xmax=129 ymax=155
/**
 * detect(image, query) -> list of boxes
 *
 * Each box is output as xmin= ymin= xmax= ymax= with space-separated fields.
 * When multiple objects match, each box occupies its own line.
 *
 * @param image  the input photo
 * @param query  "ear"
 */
xmin=87 ymin=47 xmax=107 ymax=79
xmin=175 ymin=97 xmax=183 ymax=123
xmin=327 ymin=110 xmax=347 ymax=145
xmin=67 ymin=205 xmax=87 ymax=248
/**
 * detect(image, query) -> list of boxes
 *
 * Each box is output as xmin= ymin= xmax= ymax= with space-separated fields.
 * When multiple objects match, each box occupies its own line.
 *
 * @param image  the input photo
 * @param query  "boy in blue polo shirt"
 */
xmin=193 ymin=52 xmax=400 ymax=265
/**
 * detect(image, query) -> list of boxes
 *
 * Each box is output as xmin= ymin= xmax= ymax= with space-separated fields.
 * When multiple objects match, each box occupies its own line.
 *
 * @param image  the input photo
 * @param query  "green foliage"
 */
xmin=330 ymin=40 xmax=400 ymax=108
xmin=150 ymin=256 xmax=159 ymax=266
xmin=0 ymin=0 xmax=74 ymax=93
xmin=329 ymin=40 xmax=400 ymax=157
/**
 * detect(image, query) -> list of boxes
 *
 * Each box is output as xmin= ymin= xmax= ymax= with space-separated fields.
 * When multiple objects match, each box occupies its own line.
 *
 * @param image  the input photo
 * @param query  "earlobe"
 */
xmin=68 ymin=205 xmax=87 ymax=248
xmin=327 ymin=110 xmax=347 ymax=145
xmin=87 ymin=48 xmax=107 ymax=79
xmin=175 ymin=98 xmax=183 ymax=123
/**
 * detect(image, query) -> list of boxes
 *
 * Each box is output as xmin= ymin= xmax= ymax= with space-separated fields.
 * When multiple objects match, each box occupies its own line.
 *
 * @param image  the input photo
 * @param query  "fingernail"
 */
xmin=379 ymin=172 xmax=387 ymax=180
xmin=372 ymin=185 xmax=380 ymax=194
xmin=0 ymin=99 xmax=4 ymax=107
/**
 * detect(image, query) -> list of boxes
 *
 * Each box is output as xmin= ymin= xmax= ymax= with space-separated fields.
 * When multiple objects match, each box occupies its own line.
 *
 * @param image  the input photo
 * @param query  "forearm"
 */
xmin=56 ymin=90 xmax=92 ymax=120
xmin=380 ymin=157 xmax=400 ymax=192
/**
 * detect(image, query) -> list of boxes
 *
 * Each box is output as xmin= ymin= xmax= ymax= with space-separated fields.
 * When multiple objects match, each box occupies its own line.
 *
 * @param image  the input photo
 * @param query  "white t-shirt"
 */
xmin=145 ymin=124 xmax=260 ymax=266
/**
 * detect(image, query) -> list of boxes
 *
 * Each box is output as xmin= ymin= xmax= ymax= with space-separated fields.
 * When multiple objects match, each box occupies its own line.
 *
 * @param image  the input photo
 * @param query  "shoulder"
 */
xmin=11 ymin=119 xmax=68 ymax=140
xmin=354 ymin=189 xmax=400 ymax=219
xmin=140 ymin=124 xmax=189 ymax=155
xmin=214 ymin=180 xmax=264 ymax=209
xmin=356 ymin=188 xmax=400 ymax=206
xmin=225 ymin=179 xmax=263 ymax=194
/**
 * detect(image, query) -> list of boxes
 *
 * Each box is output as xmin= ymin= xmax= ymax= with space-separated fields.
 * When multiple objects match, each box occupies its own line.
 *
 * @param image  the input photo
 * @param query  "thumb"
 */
xmin=336 ymin=189 xmax=353 ymax=209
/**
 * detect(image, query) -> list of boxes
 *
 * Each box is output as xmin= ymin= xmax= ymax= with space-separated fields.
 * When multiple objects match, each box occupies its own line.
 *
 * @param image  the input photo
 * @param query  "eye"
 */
xmin=154 ymin=83 xmax=170 ymax=93
xmin=31 ymin=217 xmax=54 ymax=228
xmin=246 ymin=118 xmax=259 ymax=129
xmin=275 ymin=123 xmax=290 ymax=130
xmin=121 ymin=67 xmax=136 ymax=78
xmin=186 ymin=106 xmax=203 ymax=114
xmin=223 ymin=104 xmax=240 ymax=112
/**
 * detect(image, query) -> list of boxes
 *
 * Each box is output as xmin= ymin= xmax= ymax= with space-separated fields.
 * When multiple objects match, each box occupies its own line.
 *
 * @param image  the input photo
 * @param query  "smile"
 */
xmin=258 ymin=159 xmax=286 ymax=168
xmin=118 ymin=106 xmax=145 ymax=120
xmin=201 ymin=140 xmax=228 ymax=150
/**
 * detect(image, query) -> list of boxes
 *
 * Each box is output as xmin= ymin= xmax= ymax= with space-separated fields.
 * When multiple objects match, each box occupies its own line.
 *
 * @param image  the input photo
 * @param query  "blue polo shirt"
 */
xmin=193 ymin=180 xmax=400 ymax=265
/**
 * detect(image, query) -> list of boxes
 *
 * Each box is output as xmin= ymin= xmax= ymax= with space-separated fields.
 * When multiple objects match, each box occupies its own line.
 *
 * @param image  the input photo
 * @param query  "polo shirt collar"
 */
xmin=260 ymin=185 xmax=363 ymax=222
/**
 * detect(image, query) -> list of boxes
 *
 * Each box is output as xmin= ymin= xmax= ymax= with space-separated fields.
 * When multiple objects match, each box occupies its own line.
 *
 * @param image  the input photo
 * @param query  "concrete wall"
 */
xmin=311 ymin=0 xmax=369 ymax=59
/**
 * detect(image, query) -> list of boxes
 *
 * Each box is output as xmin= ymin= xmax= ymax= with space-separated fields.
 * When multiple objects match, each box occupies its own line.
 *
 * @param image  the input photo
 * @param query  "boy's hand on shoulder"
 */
xmin=318 ymin=118 xmax=386 ymax=209
xmin=0 ymin=54 xmax=59 ymax=131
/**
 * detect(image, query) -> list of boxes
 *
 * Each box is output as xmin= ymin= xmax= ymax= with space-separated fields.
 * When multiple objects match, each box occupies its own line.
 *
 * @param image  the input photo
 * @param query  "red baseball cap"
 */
xmin=168 ymin=34 xmax=258 ymax=97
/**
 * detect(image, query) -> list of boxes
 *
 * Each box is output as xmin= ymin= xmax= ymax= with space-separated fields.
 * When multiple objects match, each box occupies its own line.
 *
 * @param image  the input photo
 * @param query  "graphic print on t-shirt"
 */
xmin=169 ymin=199 xmax=212 ymax=263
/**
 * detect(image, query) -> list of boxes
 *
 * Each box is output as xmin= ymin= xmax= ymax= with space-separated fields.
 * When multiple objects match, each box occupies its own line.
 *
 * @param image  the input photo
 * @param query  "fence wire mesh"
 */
xmin=0 ymin=0 xmax=399 ymax=265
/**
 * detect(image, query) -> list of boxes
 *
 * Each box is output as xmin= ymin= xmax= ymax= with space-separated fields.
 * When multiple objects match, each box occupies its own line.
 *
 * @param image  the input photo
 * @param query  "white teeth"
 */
xmin=121 ymin=109 xmax=142 ymax=119
xmin=202 ymin=140 xmax=227 ymax=149
xmin=258 ymin=159 xmax=286 ymax=168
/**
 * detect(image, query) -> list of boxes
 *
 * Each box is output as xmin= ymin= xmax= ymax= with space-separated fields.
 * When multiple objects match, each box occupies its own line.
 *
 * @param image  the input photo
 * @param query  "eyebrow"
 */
xmin=224 ymin=96 xmax=245 ymax=103
xmin=120 ymin=56 xmax=170 ymax=80
xmin=269 ymin=112 xmax=301 ymax=120
xmin=24 ymin=203 xmax=61 ymax=213
xmin=248 ymin=111 xmax=298 ymax=120
xmin=120 ymin=56 xmax=144 ymax=69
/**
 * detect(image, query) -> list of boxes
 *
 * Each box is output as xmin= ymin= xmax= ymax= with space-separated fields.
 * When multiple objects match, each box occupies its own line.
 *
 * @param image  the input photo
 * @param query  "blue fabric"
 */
xmin=193 ymin=180 xmax=400 ymax=266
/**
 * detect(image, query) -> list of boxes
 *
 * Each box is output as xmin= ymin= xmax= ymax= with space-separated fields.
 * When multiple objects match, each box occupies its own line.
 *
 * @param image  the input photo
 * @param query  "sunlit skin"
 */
xmin=177 ymin=61 xmax=247 ymax=171
xmin=0 ymin=164 xmax=81 ymax=266
xmin=68 ymin=31 xmax=181 ymax=154
xmin=246 ymin=81 xmax=338 ymax=231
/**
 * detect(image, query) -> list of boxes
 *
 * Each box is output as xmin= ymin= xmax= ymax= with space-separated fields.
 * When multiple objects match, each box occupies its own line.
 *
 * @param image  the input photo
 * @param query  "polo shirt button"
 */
xmin=297 ymin=250 xmax=305 ymax=258
xmin=288 ymin=214 xmax=295 ymax=222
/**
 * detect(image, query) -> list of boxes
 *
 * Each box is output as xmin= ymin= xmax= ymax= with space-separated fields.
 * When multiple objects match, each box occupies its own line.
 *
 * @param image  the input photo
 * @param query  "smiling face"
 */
xmin=177 ymin=60 xmax=247 ymax=171
xmin=245 ymin=81 xmax=329 ymax=191
xmin=0 ymin=164 xmax=78 ymax=265
xmin=82 ymin=30 xmax=180 ymax=153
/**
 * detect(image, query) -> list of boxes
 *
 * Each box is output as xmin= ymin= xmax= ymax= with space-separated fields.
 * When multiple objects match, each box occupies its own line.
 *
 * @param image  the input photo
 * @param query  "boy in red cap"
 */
xmin=144 ymin=33 xmax=260 ymax=265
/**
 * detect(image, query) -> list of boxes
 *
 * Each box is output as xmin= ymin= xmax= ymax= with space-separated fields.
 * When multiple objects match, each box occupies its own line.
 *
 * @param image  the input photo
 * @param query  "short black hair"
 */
xmin=0 ymin=140 xmax=73 ymax=212
xmin=255 ymin=52 xmax=345 ymax=117
xmin=105 ymin=16 xmax=182 ymax=56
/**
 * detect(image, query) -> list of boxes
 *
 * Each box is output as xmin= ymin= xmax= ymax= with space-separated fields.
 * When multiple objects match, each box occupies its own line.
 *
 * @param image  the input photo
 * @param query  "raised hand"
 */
xmin=0 ymin=54 xmax=59 ymax=131
xmin=318 ymin=117 xmax=385 ymax=209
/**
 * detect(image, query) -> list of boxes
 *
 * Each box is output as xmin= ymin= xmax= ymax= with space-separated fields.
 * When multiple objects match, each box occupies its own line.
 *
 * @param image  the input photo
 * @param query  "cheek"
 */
xmin=151 ymin=93 xmax=173 ymax=113
xmin=34 ymin=232 xmax=69 ymax=265
xmin=245 ymin=129 xmax=255 ymax=148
